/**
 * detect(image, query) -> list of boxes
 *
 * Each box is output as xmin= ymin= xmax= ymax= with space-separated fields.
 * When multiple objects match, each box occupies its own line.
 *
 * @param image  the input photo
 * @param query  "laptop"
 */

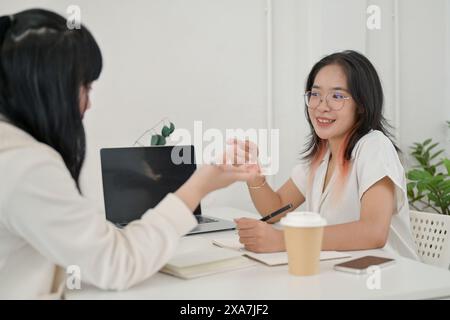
xmin=100 ymin=145 xmax=236 ymax=234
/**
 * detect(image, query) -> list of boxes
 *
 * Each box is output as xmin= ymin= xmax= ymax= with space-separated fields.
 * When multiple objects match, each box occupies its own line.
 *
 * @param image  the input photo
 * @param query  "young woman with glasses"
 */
xmin=229 ymin=51 xmax=418 ymax=260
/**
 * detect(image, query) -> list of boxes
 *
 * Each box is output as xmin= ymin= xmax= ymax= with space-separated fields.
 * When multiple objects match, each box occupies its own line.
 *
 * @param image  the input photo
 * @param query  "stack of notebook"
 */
xmin=160 ymin=235 xmax=352 ymax=279
xmin=160 ymin=237 xmax=257 ymax=279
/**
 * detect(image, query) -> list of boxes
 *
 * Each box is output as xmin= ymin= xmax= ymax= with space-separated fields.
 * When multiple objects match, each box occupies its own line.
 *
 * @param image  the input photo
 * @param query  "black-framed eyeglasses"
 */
xmin=304 ymin=91 xmax=351 ymax=111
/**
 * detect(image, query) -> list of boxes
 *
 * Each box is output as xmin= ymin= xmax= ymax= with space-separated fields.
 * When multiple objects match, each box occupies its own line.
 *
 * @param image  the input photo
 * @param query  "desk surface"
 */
xmin=66 ymin=207 xmax=450 ymax=300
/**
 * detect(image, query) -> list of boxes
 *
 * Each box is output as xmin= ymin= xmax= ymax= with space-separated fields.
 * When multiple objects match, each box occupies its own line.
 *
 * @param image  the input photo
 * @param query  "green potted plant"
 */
xmin=406 ymin=121 xmax=450 ymax=268
xmin=406 ymin=124 xmax=450 ymax=215
xmin=133 ymin=118 xmax=176 ymax=147
xmin=150 ymin=122 xmax=175 ymax=146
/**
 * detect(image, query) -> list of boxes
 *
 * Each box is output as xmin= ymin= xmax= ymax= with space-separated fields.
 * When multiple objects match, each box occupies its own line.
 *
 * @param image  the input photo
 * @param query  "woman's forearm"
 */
xmin=247 ymin=176 xmax=283 ymax=217
xmin=175 ymin=174 xmax=207 ymax=212
xmin=322 ymin=220 xmax=389 ymax=251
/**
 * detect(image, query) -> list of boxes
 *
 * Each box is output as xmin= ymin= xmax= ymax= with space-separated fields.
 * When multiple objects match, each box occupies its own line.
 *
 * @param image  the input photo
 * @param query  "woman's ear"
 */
xmin=79 ymin=84 xmax=91 ymax=116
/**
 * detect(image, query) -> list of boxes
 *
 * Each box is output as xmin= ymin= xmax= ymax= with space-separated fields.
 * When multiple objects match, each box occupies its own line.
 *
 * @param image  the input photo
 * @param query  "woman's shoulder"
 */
xmin=352 ymin=130 xmax=398 ymax=160
xmin=0 ymin=121 xmax=61 ymax=158
xmin=0 ymin=121 xmax=66 ymax=177
xmin=355 ymin=129 xmax=395 ymax=147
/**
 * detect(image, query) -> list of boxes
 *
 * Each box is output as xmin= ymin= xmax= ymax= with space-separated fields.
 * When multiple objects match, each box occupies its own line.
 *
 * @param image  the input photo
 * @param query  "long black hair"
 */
xmin=0 ymin=9 xmax=102 ymax=191
xmin=302 ymin=50 xmax=398 ymax=171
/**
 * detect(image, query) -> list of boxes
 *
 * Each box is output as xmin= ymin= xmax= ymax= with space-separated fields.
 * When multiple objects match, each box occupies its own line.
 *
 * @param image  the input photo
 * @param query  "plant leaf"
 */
xmin=417 ymin=181 xmax=431 ymax=194
xmin=407 ymin=182 xmax=416 ymax=199
xmin=444 ymin=159 xmax=450 ymax=176
xmin=441 ymin=180 xmax=450 ymax=194
xmin=414 ymin=156 xmax=427 ymax=167
xmin=410 ymin=194 xmax=425 ymax=202
xmin=425 ymin=142 xmax=439 ymax=154
xmin=428 ymin=193 xmax=439 ymax=204
xmin=151 ymin=134 xmax=160 ymax=146
xmin=161 ymin=125 xmax=171 ymax=137
xmin=442 ymin=194 xmax=450 ymax=206
xmin=429 ymin=150 xmax=444 ymax=161
xmin=169 ymin=122 xmax=175 ymax=134
xmin=425 ymin=166 xmax=436 ymax=176
xmin=407 ymin=169 xmax=432 ymax=181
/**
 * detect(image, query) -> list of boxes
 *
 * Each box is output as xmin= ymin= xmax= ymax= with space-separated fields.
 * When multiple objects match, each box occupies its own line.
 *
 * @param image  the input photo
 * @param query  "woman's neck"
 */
xmin=327 ymin=135 xmax=345 ymax=161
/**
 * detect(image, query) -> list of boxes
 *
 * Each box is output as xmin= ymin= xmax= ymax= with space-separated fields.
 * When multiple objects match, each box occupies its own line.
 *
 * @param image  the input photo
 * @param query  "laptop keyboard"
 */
xmin=195 ymin=216 xmax=218 ymax=224
xmin=113 ymin=217 xmax=218 ymax=227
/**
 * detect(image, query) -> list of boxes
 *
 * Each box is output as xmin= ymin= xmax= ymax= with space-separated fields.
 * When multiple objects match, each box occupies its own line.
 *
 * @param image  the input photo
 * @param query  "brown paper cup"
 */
xmin=281 ymin=212 xmax=326 ymax=276
xmin=283 ymin=225 xmax=324 ymax=276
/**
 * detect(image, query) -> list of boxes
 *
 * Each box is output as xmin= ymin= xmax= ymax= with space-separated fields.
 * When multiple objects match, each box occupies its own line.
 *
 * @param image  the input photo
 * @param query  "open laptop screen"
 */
xmin=100 ymin=145 xmax=200 ymax=226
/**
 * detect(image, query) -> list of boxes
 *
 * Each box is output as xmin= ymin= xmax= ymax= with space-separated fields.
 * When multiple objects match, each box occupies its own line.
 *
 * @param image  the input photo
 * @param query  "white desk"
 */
xmin=66 ymin=207 xmax=450 ymax=300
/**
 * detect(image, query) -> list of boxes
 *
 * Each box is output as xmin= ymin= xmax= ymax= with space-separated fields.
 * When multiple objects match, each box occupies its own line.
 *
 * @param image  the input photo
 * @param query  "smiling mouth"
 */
xmin=316 ymin=118 xmax=336 ymax=124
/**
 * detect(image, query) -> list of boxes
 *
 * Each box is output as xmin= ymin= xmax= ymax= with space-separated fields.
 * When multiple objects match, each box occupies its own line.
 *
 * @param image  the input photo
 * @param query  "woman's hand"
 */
xmin=193 ymin=164 xmax=259 ymax=195
xmin=225 ymin=139 xmax=264 ymax=186
xmin=226 ymin=138 xmax=259 ymax=166
xmin=235 ymin=218 xmax=285 ymax=253
xmin=175 ymin=164 xmax=259 ymax=212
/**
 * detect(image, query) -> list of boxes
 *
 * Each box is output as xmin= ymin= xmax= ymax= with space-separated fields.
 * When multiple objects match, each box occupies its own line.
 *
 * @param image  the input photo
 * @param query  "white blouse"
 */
xmin=291 ymin=130 xmax=419 ymax=260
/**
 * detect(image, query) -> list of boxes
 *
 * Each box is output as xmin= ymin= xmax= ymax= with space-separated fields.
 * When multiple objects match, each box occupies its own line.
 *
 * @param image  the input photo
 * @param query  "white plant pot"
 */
xmin=410 ymin=210 xmax=450 ymax=270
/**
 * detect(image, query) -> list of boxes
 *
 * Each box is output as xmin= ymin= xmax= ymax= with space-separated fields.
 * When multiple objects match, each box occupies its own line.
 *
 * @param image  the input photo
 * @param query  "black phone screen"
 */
xmin=335 ymin=256 xmax=394 ymax=270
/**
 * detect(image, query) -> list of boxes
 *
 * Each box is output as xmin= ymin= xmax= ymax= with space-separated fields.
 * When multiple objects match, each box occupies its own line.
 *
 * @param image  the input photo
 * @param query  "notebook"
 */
xmin=212 ymin=235 xmax=352 ymax=266
xmin=160 ymin=237 xmax=257 ymax=279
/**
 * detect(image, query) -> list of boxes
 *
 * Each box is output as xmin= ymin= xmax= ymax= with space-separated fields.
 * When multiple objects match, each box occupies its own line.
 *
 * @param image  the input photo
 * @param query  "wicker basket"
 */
xmin=410 ymin=210 xmax=450 ymax=270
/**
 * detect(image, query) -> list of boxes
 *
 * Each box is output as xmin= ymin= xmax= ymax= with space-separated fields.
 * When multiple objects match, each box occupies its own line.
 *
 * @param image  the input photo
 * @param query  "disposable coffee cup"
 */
xmin=280 ymin=212 xmax=327 ymax=276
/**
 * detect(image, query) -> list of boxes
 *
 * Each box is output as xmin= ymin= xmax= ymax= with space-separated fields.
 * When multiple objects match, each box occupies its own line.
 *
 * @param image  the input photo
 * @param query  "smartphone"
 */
xmin=334 ymin=256 xmax=395 ymax=274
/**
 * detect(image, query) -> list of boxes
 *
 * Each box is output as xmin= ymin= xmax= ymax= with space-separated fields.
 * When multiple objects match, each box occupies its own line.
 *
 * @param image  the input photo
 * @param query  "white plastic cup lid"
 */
xmin=280 ymin=211 xmax=327 ymax=228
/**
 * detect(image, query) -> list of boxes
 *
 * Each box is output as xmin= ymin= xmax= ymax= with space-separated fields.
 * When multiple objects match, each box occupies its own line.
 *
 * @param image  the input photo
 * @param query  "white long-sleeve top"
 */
xmin=0 ymin=119 xmax=198 ymax=299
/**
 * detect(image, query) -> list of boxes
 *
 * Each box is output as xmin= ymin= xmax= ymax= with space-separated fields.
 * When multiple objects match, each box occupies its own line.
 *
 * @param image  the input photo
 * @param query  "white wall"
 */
xmin=1 ymin=0 xmax=267 ymax=211
xmin=1 ymin=0 xmax=449 ymax=212
xmin=445 ymin=0 xmax=450 ymax=151
xmin=365 ymin=0 xmax=396 ymax=136
xmin=80 ymin=0 xmax=268 ymax=211
xmin=396 ymin=0 xmax=450 ymax=164
xmin=272 ymin=0 xmax=368 ymax=188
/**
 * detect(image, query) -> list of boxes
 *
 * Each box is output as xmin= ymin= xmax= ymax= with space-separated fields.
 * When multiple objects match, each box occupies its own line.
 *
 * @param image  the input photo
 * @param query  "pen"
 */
xmin=260 ymin=203 xmax=293 ymax=222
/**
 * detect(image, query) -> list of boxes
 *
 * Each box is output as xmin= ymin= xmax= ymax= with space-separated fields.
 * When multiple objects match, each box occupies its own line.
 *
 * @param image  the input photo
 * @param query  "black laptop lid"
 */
xmin=100 ymin=145 xmax=201 ymax=225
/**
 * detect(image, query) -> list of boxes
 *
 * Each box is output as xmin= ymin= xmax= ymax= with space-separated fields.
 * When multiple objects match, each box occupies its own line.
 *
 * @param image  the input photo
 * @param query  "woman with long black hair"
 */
xmin=0 ymin=9 xmax=257 ymax=299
